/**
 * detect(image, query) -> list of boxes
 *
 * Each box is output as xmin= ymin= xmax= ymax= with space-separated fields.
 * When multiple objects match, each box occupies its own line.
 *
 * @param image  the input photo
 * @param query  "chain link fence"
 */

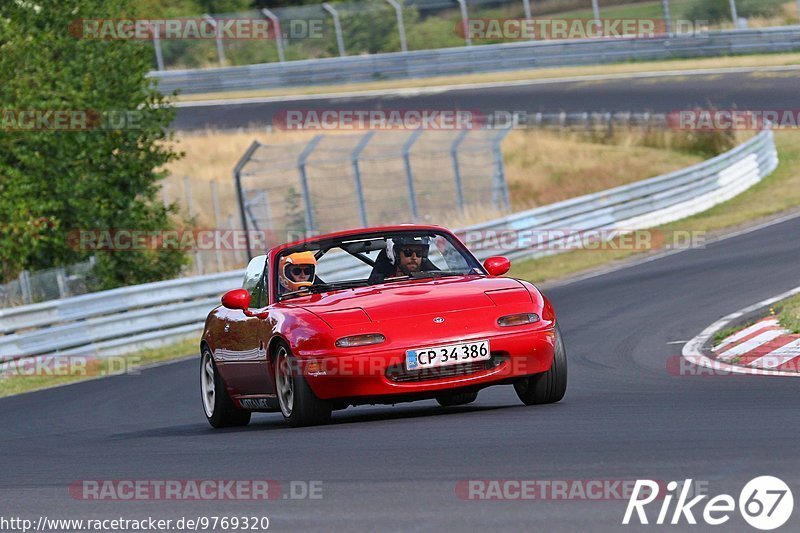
xmin=0 ymin=259 xmax=98 ymax=309
xmin=152 ymin=0 xmax=689 ymax=70
xmin=234 ymin=128 xmax=512 ymax=259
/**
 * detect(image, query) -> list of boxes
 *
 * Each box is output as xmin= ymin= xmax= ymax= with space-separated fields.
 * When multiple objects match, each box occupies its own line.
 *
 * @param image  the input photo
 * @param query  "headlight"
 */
xmin=335 ymin=334 xmax=386 ymax=348
xmin=497 ymin=313 xmax=540 ymax=327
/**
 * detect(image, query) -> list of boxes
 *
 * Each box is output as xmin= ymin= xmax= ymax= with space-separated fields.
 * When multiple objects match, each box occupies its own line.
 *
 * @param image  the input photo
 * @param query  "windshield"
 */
xmin=276 ymin=230 xmax=484 ymax=300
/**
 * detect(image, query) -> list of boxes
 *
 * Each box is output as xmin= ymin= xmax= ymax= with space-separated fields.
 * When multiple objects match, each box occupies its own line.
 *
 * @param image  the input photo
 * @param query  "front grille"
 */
xmin=386 ymin=356 xmax=502 ymax=383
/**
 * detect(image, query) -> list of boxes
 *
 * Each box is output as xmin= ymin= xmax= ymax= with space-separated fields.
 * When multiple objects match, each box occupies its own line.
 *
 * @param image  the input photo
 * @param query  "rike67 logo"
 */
xmin=623 ymin=477 xmax=793 ymax=530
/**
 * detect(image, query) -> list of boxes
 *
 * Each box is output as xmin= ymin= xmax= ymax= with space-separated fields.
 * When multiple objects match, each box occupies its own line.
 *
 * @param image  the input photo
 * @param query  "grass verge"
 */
xmin=510 ymin=131 xmax=800 ymax=283
xmin=0 ymin=338 xmax=198 ymax=398
xmin=712 ymin=321 xmax=756 ymax=347
xmin=774 ymin=294 xmax=800 ymax=333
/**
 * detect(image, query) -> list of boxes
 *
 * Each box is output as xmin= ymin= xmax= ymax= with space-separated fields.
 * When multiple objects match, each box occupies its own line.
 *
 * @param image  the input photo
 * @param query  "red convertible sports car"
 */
xmin=200 ymin=225 xmax=566 ymax=427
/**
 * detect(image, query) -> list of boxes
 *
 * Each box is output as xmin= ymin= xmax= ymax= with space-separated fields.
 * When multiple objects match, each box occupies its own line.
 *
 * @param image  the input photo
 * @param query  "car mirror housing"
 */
xmin=484 ymin=256 xmax=511 ymax=276
xmin=222 ymin=289 xmax=251 ymax=310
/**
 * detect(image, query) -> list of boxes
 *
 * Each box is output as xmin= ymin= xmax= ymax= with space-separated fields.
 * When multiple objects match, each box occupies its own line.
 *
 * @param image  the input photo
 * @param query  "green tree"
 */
xmin=0 ymin=0 xmax=187 ymax=289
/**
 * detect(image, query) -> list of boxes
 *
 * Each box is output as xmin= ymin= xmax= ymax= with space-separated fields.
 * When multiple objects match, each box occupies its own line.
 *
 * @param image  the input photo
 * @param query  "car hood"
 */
xmin=283 ymin=276 xmax=528 ymax=322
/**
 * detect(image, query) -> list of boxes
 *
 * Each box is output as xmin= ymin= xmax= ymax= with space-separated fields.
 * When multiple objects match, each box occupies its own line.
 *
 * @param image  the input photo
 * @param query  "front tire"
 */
xmin=274 ymin=343 xmax=332 ymax=427
xmin=201 ymin=347 xmax=251 ymax=428
xmin=514 ymin=325 xmax=567 ymax=405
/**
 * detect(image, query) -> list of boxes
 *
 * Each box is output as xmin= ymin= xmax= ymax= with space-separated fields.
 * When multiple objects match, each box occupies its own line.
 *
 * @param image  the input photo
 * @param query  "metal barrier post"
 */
xmin=184 ymin=176 xmax=204 ymax=275
xmin=228 ymin=214 xmax=244 ymax=265
xmin=152 ymin=23 xmax=164 ymax=71
xmin=492 ymin=127 xmax=513 ymax=210
xmin=322 ymin=3 xmax=347 ymax=57
xmin=56 ymin=268 xmax=69 ymax=299
xmin=523 ymin=0 xmax=531 ymax=19
xmin=297 ymin=135 xmax=324 ymax=233
xmin=591 ymin=0 xmax=600 ymax=23
xmin=18 ymin=270 xmax=32 ymax=305
xmin=261 ymin=8 xmax=286 ymax=63
xmin=402 ymin=129 xmax=423 ymax=221
xmin=661 ymin=0 xmax=672 ymax=35
xmin=457 ymin=0 xmax=471 ymax=46
xmin=351 ymin=131 xmax=375 ymax=227
xmin=451 ymin=130 xmax=469 ymax=213
xmin=211 ymin=181 xmax=224 ymax=272
xmin=385 ymin=0 xmax=408 ymax=52
xmin=203 ymin=14 xmax=226 ymax=67
xmin=729 ymin=0 xmax=739 ymax=26
xmin=233 ymin=141 xmax=261 ymax=260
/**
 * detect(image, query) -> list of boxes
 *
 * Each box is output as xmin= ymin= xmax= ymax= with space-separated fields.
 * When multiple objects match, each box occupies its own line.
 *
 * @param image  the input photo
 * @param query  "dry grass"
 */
xmin=714 ymin=2 xmax=799 ymax=29
xmin=502 ymin=129 xmax=703 ymax=210
xmin=510 ymin=131 xmax=800 ymax=284
xmin=163 ymin=127 xmax=704 ymax=231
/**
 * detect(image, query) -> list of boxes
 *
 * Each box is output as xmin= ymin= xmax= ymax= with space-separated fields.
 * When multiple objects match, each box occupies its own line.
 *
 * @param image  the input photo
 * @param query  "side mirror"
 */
xmin=484 ymin=256 xmax=511 ymax=277
xmin=222 ymin=289 xmax=251 ymax=310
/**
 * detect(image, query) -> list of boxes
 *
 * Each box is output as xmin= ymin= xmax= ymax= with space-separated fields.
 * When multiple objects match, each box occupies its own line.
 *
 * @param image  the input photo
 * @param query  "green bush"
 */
xmin=686 ymin=0 xmax=785 ymax=23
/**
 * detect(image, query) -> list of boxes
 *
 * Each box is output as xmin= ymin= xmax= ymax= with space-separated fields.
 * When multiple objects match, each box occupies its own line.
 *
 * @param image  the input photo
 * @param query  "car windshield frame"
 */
xmin=272 ymin=229 xmax=485 ymax=302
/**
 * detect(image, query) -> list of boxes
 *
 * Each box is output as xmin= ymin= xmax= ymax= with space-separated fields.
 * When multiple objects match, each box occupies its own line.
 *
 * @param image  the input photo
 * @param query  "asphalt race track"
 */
xmin=2 ymin=213 xmax=799 ymax=532
xmin=171 ymin=69 xmax=800 ymax=130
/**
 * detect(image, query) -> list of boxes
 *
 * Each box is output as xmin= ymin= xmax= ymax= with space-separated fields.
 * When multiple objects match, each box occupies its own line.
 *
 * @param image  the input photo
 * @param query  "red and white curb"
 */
xmin=682 ymin=286 xmax=800 ymax=377
xmin=714 ymin=317 xmax=800 ymax=370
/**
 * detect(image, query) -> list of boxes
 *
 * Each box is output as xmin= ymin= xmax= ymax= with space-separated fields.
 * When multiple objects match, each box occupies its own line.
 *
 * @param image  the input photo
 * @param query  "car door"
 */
xmin=215 ymin=255 xmax=275 ymax=396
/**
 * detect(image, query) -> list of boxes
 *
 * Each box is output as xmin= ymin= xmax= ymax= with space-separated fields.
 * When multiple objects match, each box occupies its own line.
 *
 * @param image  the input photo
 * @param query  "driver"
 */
xmin=279 ymin=251 xmax=317 ymax=293
xmin=386 ymin=236 xmax=430 ymax=277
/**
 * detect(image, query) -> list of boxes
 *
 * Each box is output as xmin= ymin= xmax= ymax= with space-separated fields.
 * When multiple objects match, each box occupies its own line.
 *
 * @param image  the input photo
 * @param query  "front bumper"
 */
xmin=298 ymin=327 xmax=556 ymax=401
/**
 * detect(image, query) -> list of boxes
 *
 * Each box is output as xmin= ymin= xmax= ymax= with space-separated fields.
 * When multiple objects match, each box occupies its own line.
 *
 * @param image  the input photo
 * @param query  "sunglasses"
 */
xmin=288 ymin=266 xmax=314 ymax=276
xmin=400 ymin=248 xmax=427 ymax=258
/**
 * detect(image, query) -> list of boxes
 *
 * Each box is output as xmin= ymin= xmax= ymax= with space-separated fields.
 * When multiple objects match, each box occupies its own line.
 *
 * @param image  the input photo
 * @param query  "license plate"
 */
xmin=405 ymin=340 xmax=490 ymax=371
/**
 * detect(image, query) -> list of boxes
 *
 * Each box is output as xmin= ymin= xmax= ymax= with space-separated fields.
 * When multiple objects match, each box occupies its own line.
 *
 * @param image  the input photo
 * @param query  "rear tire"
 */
xmin=436 ymin=391 xmax=478 ymax=407
xmin=274 ymin=342 xmax=332 ymax=427
xmin=514 ymin=325 xmax=567 ymax=405
xmin=201 ymin=347 xmax=251 ymax=428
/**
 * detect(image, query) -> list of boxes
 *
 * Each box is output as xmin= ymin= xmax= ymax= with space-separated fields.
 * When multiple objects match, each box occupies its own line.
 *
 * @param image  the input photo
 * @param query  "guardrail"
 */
xmin=0 ymin=129 xmax=778 ymax=369
xmin=459 ymin=129 xmax=778 ymax=261
xmin=151 ymin=27 xmax=800 ymax=95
